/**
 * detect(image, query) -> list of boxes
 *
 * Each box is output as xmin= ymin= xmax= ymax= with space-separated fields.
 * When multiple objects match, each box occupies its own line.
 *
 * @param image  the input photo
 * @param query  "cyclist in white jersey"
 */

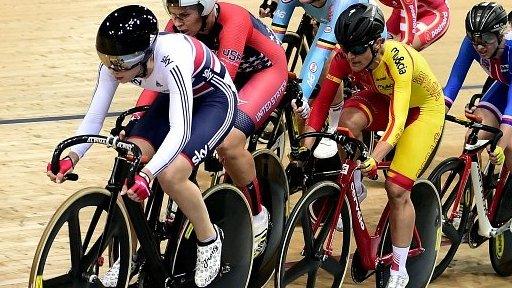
xmin=46 ymin=5 xmax=237 ymax=287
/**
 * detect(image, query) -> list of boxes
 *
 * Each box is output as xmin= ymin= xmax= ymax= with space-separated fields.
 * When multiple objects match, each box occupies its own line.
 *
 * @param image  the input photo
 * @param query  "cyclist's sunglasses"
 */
xmin=341 ymin=41 xmax=374 ymax=56
xmin=98 ymin=51 xmax=144 ymax=72
xmin=468 ymin=32 xmax=497 ymax=46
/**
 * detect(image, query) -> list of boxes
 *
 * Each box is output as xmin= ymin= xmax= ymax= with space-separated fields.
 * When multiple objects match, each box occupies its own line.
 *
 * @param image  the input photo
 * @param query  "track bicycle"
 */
xmin=29 ymin=109 xmax=255 ymax=288
xmin=428 ymin=110 xmax=512 ymax=279
xmin=275 ymin=128 xmax=442 ymax=288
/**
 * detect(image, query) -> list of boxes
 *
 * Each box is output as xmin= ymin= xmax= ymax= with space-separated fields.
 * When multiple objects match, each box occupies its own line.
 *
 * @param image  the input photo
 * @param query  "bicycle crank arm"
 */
xmin=490 ymin=218 xmax=512 ymax=238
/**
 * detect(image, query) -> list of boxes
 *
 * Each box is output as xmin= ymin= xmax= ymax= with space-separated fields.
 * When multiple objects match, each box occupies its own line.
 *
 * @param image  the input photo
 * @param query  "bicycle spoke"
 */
xmin=82 ymin=205 xmax=104 ymax=251
xmin=301 ymin=212 xmax=314 ymax=256
xmin=42 ymin=273 xmax=77 ymax=288
xmin=442 ymin=222 xmax=461 ymax=243
xmin=306 ymin=269 xmax=319 ymax=288
xmin=321 ymin=256 xmax=344 ymax=277
xmin=67 ymin=212 xmax=83 ymax=275
xmin=312 ymin=207 xmax=335 ymax=253
xmin=80 ymin=221 xmax=121 ymax=271
xmin=284 ymin=258 xmax=320 ymax=286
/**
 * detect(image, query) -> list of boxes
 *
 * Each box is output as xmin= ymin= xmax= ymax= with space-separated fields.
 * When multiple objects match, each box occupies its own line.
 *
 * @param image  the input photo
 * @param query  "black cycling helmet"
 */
xmin=465 ymin=2 xmax=507 ymax=39
xmin=96 ymin=5 xmax=158 ymax=72
xmin=334 ymin=3 xmax=385 ymax=50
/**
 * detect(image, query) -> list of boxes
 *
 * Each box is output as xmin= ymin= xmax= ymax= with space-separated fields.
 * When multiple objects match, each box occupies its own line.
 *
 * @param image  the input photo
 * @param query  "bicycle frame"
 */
xmin=295 ymin=131 xmax=424 ymax=272
xmin=442 ymin=115 xmax=509 ymax=239
xmin=50 ymin=134 xmax=177 ymax=286
xmin=455 ymin=144 xmax=511 ymax=238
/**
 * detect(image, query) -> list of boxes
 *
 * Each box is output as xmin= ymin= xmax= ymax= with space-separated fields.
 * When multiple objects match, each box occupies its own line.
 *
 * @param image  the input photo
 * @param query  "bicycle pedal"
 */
xmin=468 ymin=221 xmax=488 ymax=248
xmin=350 ymin=250 xmax=373 ymax=283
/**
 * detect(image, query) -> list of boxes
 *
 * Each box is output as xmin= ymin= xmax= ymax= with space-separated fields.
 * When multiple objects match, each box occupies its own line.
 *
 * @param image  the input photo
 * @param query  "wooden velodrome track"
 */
xmin=1 ymin=0 xmax=512 ymax=287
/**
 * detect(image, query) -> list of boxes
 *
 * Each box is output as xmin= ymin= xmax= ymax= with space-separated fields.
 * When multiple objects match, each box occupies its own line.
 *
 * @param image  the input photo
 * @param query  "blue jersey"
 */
xmin=444 ymin=35 xmax=512 ymax=105
xmin=271 ymin=0 xmax=386 ymax=99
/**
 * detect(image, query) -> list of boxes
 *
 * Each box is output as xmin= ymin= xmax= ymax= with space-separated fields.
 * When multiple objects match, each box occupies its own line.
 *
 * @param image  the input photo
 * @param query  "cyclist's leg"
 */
xmin=386 ymin=107 xmax=444 ymax=279
xmin=339 ymin=91 xmax=386 ymax=197
xmin=409 ymin=3 xmax=450 ymax=51
xmin=217 ymin=67 xmax=287 ymax=211
xmin=131 ymin=88 xmax=236 ymax=286
xmin=217 ymin=62 xmax=287 ymax=257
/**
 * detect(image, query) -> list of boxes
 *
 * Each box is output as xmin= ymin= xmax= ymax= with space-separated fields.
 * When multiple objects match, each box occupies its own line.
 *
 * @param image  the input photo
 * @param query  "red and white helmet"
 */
xmin=163 ymin=0 xmax=216 ymax=16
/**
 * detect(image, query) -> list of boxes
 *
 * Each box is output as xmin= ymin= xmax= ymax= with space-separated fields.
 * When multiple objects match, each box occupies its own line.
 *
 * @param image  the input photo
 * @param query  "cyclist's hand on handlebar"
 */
xmin=291 ymin=98 xmax=311 ymax=119
xmin=46 ymin=156 xmax=75 ymax=183
xmin=488 ymin=146 xmax=506 ymax=165
xmin=122 ymin=171 xmax=152 ymax=202
xmin=359 ymin=157 xmax=378 ymax=179
xmin=464 ymin=103 xmax=477 ymax=118
xmin=259 ymin=0 xmax=277 ymax=18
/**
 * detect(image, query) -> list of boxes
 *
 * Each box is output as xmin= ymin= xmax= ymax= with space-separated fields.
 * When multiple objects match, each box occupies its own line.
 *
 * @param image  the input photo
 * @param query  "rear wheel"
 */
xmin=172 ymin=184 xmax=254 ymax=288
xmin=376 ymin=180 xmax=442 ymax=287
xmin=489 ymin=175 xmax=512 ymax=276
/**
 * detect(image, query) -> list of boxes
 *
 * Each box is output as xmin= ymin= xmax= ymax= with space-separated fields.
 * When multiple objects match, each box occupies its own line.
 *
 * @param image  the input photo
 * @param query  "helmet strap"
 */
xmin=489 ymin=34 xmax=504 ymax=58
xmin=200 ymin=3 xmax=217 ymax=32
xmin=135 ymin=62 xmax=148 ymax=78
xmin=364 ymin=42 xmax=379 ymax=71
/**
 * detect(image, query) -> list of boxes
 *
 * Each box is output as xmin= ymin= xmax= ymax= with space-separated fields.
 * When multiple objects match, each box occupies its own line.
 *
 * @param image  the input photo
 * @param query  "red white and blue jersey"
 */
xmin=165 ymin=2 xmax=283 ymax=79
xmin=71 ymin=33 xmax=236 ymax=175
xmin=444 ymin=35 xmax=512 ymax=107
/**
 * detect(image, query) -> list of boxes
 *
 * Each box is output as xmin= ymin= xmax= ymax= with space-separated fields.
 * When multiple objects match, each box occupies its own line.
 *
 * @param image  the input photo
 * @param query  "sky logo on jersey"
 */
xmin=202 ymin=69 xmax=214 ymax=81
xmin=192 ymin=144 xmax=209 ymax=165
xmin=161 ymin=55 xmax=174 ymax=67
xmin=131 ymin=78 xmax=142 ymax=86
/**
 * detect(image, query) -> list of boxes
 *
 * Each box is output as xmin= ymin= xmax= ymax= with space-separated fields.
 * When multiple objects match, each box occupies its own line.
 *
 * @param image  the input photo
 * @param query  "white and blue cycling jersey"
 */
xmin=271 ymin=0 xmax=387 ymax=99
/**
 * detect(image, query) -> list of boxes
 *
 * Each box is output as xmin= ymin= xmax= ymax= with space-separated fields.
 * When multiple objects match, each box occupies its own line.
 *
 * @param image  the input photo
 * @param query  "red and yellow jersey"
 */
xmin=308 ymin=40 xmax=445 ymax=146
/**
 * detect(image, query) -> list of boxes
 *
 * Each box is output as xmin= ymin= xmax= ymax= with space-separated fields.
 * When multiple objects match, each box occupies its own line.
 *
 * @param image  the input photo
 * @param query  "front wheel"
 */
xmin=29 ymin=187 xmax=132 ymax=288
xmin=274 ymin=181 xmax=351 ymax=288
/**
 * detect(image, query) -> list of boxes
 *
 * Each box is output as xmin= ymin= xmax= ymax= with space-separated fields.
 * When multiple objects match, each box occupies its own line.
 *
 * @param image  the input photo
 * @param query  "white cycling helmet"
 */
xmin=163 ymin=0 xmax=216 ymax=16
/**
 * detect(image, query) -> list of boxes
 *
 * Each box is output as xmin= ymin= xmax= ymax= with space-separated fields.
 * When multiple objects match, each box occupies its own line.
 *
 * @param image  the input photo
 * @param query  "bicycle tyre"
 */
xmin=256 ymin=112 xmax=287 ymax=161
xmin=376 ymin=180 xmax=442 ymax=288
xmin=29 ymin=187 xmax=132 ymax=288
xmin=274 ymin=181 xmax=351 ymax=288
xmin=427 ymin=157 xmax=473 ymax=280
xmin=489 ymin=175 xmax=512 ymax=276
xmin=171 ymin=184 xmax=254 ymax=288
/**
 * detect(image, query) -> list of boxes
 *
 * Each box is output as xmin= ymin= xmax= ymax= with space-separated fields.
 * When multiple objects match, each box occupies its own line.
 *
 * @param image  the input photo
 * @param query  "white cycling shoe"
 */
xmin=253 ymin=206 xmax=270 ymax=258
xmin=386 ymin=273 xmax=409 ymax=288
xmin=313 ymin=136 xmax=338 ymax=159
xmin=195 ymin=225 xmax=223 ymax=287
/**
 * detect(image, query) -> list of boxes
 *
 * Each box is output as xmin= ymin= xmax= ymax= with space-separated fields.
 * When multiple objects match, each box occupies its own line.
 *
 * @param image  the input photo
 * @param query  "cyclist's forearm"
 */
xmin=371 ymin=141 xmax=394 ymax=163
